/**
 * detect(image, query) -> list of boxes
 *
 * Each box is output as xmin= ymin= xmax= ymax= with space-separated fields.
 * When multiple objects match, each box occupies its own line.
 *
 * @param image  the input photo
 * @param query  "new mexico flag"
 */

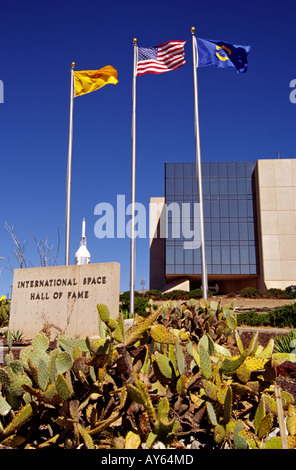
xmin=74 ymin=65 xmax=118 ymax=97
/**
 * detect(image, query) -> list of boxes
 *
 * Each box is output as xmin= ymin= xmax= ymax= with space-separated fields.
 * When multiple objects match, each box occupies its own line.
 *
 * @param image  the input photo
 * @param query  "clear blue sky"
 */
xmin=1 ymin=0 xmax=296 ymax=297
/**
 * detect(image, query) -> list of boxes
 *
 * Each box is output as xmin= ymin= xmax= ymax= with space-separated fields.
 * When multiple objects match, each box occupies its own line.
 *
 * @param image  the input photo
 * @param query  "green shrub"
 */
xmin=161 ymin=290 xmax=190 ymax=300
xmin=237 ymin=303 xmax=296 ymax=328
xmin=144 ymin=290 xmax=163 ymax=300
xmin=239 ymin=287 xmax=261 ymax=298
xmin=285 ymin=285 xmax=296 ymax=299
xmin=120 ymin=296 xmax=152 ymax=317
xmin=261 ymin=288 xmax=288 ymax=299
xmin=237 ymin=311 xmax=271 ymax=327
xmin=270 ymin=304 xmax=296 ymax=328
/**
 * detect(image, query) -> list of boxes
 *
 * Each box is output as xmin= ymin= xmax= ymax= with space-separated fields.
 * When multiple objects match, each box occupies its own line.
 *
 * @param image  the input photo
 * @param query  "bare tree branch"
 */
xmin=4 ymin=222 xmax=27 ymax=268
xmin=5 ymin=222 xmax=64 ymax=269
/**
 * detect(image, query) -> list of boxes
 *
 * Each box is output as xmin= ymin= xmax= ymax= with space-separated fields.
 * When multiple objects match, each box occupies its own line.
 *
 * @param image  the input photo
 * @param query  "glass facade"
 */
xmin=165 ymin=161 xmax=258 ymax=276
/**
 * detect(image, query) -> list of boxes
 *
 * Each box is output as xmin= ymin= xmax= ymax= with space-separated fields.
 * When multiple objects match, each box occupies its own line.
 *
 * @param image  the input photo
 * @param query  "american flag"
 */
xmin=136 ymin=40 xmax=186 ymax=76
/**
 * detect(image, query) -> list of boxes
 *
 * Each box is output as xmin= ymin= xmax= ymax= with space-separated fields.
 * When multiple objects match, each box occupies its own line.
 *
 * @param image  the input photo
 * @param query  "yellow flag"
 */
xmin=73 ymin=65 xmax=118 ymax=97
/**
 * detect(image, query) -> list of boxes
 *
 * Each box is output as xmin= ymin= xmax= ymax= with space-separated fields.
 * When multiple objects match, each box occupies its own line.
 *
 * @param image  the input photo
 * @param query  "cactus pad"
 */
xmin=199 ymin=345 xmax=212 ymax=380
xmin=257 ymin=412 xmax=273 ymax=439
xmin=32 ymin=333 xmax=49 ymax=351
xmin=214 ymin=424 xmax=226 ymax=444
xmin=55 ymin=373 xmax=73 ymax=400
xmin=0 ymin=396 xmax=11 ymax=416
xmin=97 ymin=303 xmax=110 ymax=323
xmin=3 ymin=403 xmax=34 ymax=436
xmin=287 ymin=404 xmax=296 ymax=436
xmin=155 ymin=352 xmax=174 ymax=380
xmin=150 ymin=324 xmax=175 ymax=344
xmin=125 ymin=430 xmax=141 ymax=449
xmin=220 ymin=350 xmax=248 ymax=377
xmin=202 ymin=379 xmax=218 ymax=401
xmin=55 ymin=352 xmax=73 ymax=375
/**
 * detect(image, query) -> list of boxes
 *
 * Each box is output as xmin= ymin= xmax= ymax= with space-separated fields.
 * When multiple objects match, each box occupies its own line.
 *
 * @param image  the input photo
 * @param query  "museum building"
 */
xmin=149 ymin=158 xmax=296 ymax=293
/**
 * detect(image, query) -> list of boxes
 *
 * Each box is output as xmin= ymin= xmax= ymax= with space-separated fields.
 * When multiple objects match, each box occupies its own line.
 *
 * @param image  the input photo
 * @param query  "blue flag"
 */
xmin=196 ymin=38 xmax=250 ymax=73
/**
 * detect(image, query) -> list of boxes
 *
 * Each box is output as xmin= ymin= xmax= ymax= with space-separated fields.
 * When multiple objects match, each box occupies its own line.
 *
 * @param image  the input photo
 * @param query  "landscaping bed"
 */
xmin=1 ymin=297 xmax=296 ymax=449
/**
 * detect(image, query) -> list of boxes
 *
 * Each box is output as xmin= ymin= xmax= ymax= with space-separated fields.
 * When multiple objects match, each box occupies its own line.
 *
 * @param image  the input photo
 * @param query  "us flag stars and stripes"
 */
xmin=136 ymin=40 xmax=186 ymax=76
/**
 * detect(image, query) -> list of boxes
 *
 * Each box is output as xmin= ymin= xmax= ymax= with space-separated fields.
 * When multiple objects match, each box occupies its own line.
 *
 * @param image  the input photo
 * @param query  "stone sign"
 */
xmin=9 ymin=262 xmax=120 ymax=339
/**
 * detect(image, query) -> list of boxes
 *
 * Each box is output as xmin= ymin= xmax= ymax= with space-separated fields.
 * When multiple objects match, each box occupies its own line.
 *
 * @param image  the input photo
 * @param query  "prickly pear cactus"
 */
xmin=0 ymin=296 xmax=294 ymax=449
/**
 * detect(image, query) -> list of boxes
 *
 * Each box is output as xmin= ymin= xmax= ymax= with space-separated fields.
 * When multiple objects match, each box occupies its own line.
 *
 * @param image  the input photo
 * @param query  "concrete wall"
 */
xmin=256 ymin=159 xmax=296 ymax=289
xmin=149 ymin=197 xmax=167 ymax=290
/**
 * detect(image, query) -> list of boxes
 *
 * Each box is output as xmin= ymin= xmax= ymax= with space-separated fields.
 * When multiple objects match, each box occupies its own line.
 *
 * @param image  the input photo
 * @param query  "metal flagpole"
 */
xmin=191 ymin=27 xmax=208 ymax=300
xmin=130 ymin=39 xmax=138 ymax=317
xmin=65 ymin=62 xmax=75 ymax=266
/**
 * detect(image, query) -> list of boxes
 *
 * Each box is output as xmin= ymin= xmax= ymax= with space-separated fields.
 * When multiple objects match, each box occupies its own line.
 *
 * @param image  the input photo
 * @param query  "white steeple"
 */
xmin=75 ymin=218 xmax=91 ymax=265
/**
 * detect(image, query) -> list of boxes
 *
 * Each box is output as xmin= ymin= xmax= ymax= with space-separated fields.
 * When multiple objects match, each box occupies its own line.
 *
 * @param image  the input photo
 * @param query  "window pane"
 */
xmin=240 ymin=246 xmax=249 ymax=264
xmin=211 ymin=199 xmax=219 ymax=217
xmin=184 ymin=179 xmax=193 ymax=195
xmin=175 ymin=265 xmax=185 ymax=274
xmin=222 ymin=265 xmax=231 ymax=274
xmin=238 ymin=199 xmax=247 ymax=217
xmin=175 ymin=246 xmax=184 ymax=264
xmin=210 ymin=163 xmax=218 ymax=177
xmin=166 ymin=265 xmax=175 ymax=274
xmin=247 ymin=199 xmax=254 ymax=217
xmin=227 ymin=162 xmax=236 ymax=176
xmin=175 ymin=163 xmax=184 ymax=178
xmin=229 ymin=199 xmax=238 ymax=216
xmin=219 ymin=162 xmax=228 ymax=177
xmin=206 ymin=246 xmax=212 ymax=264
xmin=210 ymin=178 xmax=219 ymax=195
xmin=205 ymin=222 xmax=211 ymax=240
xmin=248 ymin=222 xmax=255 ymax=241
xmin=184 ymin=164 xmax=194 ymax=178
xmin=212 ymin=246 xmax=221 ymax=264
xmin=222 ymin=245 xmax=230 ymax=264
xmin=220 ymin=199 xmax=229 ymax=217
xmin=241 ymin=265 xmax=250 ymax=274
xmin=175 ymin=179 xmax=183 ymax=195
xmin=166 ymin=179 xmax=174 ymax=196
xmin=212 ymin=265 xmax=221 ymax=274
xmin=249 ymin=246 xmax=257 ymax=264
xmin=221 ymin=223 xmax=230 ymax=241
xmin=237 ymin=178 xmax=246 ymax=195
xmin=184 ymin=249 xmax=193 ymax=265
xmin=231 ymin=265 xmax=240 ymax=274
xmin=230 ymin=223 xmax=239 ymax=240
xmin=239 ymin=223 xmax=248 ymax=240
xmin=231 ymin=245 xmax=240 ymax=264
xmin=236 ymin=162 xmax=246 ymax=177
xmin=166 ymin=246 xmax=174 ymax=264
xmin=203 ymin=199 xmax=211 ymax=217
xmin=166 ymin=164 xmax=174 ymax=178
xmin=212 ymin=223 xmax=220 ymax=241
xmin=194 ymin=248 xmax=201 ymax=264
xmin=228 ymin=179 xmax=237 ymax=194
xmin=220 ymin=178 xmax=229 ymax=195
xmin=203 ymin=179 xmax=210 ymax=196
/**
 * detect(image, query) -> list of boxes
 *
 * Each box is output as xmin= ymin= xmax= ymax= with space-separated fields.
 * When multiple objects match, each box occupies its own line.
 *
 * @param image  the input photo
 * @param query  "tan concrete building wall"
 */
xmin=256 ymin=159 xmax=296 ymax=289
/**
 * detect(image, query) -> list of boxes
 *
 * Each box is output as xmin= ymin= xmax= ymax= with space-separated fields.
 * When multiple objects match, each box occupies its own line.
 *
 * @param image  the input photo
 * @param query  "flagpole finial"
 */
xmin=71 ymin=62 xmax=75 ymax=69
xmin=191 ymin=27 xmax=196 ymax=34
xmin=133 ymin=38 xmax=137 ymax=45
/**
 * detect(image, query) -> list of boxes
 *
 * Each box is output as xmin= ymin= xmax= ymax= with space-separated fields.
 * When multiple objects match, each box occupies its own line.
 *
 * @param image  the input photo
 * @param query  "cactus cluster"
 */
xmin=0 ymin=298 xmax=295 ymax=449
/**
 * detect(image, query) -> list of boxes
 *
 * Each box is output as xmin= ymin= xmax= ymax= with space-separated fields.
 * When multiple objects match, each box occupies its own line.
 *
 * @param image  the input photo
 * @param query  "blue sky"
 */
xmin=1 ymin=0 xmax=296 ymax=297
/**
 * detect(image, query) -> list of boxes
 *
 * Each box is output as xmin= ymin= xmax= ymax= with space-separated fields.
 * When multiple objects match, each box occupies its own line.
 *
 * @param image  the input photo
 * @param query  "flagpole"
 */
xmin=130 ymin=39 xmax=138 ymax=317
xmin=65 ymin=62 xmax=75 ymax=266
xmin=191 ymin=27 xmax=208 ymax=300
